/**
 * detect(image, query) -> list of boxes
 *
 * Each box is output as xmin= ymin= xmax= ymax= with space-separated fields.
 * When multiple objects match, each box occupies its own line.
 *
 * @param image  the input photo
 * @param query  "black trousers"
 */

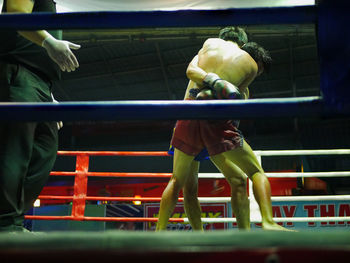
xmin=0 ymin=62 xmax=58 ymax=228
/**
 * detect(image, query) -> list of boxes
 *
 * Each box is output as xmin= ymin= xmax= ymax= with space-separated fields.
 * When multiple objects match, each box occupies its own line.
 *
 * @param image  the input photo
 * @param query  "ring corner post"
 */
xmin=317 ymin=0 xmax=350 ymax=115
xmin=71 ymin=154 xmax=90 ymax=220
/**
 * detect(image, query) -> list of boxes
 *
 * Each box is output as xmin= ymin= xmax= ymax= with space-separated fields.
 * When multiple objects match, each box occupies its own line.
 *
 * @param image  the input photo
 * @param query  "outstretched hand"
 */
xmin=42 ymin=35 xmax=80 ymax=72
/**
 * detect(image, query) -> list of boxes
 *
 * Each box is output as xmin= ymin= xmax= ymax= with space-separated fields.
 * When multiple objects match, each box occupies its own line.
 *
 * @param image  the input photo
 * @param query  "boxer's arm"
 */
xmin=6 ymin=0 xmax=81 ymax=72
xmin=186 ymin=55 xmax=207 ymax=88
xmin=186 ymin=38 xmax=224 ymax=89
xmin=186 ymin=56 xmax=223 ymax=91
xmin=6 ymin=0 xmax=50 ymax=46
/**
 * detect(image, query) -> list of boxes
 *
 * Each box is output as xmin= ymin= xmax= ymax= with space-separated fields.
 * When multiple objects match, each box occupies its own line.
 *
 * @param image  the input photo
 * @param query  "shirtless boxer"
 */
xmin=157 ymin=27 xmax=289 ymax=231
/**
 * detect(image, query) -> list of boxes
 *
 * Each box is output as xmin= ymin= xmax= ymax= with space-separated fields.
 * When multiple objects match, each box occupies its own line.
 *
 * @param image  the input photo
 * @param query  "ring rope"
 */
xmin=24 ymin=215 xmax=350 ymax=223
xmin=53 ymin=150 xmax=350 ymax=180
xmin=187 ymin=217 xmax=350 ymax=224
xmin=27 ymin=149 xmax=350 ymax=223
xmin=0 ymin=6 xmax=317 ymax=30
xmin=50 ymin=171 xmax=173 ymax=178
xmin=50 ymin=171 xmax=350 ymax=178
xmin=57 ymin=151 xmax=169 ymax=156
xmin=198 ymin=172 xmax=350 ymax=178
xmin=0 ymin=97 xmax=329 ymax=121
xmin=57 ymin=149 xmax=350 ymax=157
xmin=255 ymin=149 xmax=350 ymax=156
xmin=37 ymin=195 xmax=350 ymax=203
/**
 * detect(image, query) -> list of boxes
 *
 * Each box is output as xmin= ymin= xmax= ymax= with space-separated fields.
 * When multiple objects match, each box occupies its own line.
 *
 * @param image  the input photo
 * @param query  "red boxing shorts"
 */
xmin=171 ymin=120 xmax=243 ymax=157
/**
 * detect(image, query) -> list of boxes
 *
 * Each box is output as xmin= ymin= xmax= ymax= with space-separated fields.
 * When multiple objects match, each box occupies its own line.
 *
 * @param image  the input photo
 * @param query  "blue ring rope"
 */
xmin=0 ymin=96 xmax=341 ymax=122
xmin=0 ymin=6 xmax=316 ymax=30
xmin=1 ymin=4 xmax=349 ymax=119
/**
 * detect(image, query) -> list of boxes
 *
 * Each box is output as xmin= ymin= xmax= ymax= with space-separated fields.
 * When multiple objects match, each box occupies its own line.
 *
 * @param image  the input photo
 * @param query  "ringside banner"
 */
xmin=144 ymin=203 xmax=228 ymax=231
xmin=261 ymin=201 xmax=350 ymax=230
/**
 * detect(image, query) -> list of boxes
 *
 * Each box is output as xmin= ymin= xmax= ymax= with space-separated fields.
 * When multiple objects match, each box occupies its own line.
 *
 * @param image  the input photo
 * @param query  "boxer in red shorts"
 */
xmin=171 ymin=119 xmax=243 ymax=157
xmin=157 ymin=28 xmax=291 ymax=231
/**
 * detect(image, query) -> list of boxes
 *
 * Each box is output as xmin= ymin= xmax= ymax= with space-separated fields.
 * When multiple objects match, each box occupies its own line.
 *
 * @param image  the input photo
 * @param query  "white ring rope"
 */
xmin=199 ymin=149 xmax=350 ymax=178
xmin=197 ymin=195 xmax=350 ymax=203
xmin=254 ymin=149 xmax=350 ymax=156
xmin=270 ymin=195 xmax=350 ymax=202
xmin=198 ymin=171 xmax=350 ymax=179
xmin=195 ymin=149 xmax=350 ymax=223
xmin=198 ymin=149 xmax=350 ymax=206
xmin=265 ymin=171 xmax=350 ymax=178
xmin=183 ymin=217 xmax=350 ymax=224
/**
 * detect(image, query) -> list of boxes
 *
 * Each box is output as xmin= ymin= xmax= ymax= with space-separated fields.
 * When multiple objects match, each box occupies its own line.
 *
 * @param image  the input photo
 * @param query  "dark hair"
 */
xmin=218 ymin=27 xmax=248 ymax=47
xmin=241 ymin=42 xmax=272 ymax=73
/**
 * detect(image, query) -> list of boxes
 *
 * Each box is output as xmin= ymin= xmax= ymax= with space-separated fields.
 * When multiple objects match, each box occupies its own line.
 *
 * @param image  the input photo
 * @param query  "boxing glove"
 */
xmin=196 ymin=88 xmax=214 ymax=100
xmin=203 ymin=73 xmax=241 ymax=100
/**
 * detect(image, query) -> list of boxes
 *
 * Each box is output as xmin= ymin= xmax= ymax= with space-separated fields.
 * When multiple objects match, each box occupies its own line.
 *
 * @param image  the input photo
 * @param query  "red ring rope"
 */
xmin=27 ymin=151 xmax=176 ymax=222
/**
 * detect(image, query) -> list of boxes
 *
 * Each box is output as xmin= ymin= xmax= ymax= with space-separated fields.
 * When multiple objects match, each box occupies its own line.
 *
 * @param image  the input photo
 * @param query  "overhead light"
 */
xmin=34 ymin=199 xmax=41 ymax=207
xmin=133 ymin=195 xmax=142 ymax=205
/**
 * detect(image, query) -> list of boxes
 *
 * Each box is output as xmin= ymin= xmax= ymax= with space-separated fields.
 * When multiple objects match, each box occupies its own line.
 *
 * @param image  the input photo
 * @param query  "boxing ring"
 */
xmin=1 ymin=1 xmax=350 ymax=262
xmin=24 ymin=149 xmax=350 ymax=226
